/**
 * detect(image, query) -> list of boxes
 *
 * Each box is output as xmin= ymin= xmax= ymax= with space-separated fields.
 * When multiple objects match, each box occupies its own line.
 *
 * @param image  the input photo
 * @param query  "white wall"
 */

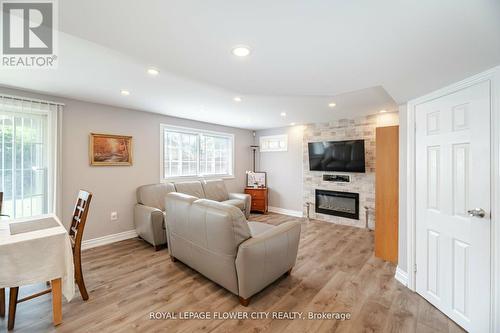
xmin=255 ymin=126 xmax=304 ymax=212
xmin=0 ymin=86 xmax=254 ymax=241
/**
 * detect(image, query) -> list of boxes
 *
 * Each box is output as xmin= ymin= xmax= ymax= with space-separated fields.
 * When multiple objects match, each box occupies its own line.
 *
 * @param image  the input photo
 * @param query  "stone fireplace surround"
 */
xmin=303 ymin=115 xmax=377 ymax=229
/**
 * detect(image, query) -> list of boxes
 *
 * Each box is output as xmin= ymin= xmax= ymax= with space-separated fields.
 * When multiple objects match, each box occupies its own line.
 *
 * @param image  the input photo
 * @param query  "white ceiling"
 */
xmin=1 ymin=0 xmax=499 ymax=130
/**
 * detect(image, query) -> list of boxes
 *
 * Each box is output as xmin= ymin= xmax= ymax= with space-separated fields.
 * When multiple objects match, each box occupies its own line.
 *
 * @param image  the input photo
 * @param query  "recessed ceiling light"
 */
xmin=280 ymin=112 xmax=287 ymax=117
xmin=232 ymin=45 xmax=251 ymax=57
xmin=290 ymin=122 xmax=296 ymax=126
xmin=120 ymin=90 xmax=130 ymax=96
xmin=233 ymin=96 xmax=242 ymax=102
xmin=328 ymin=102 xmax=336 ymax=108
xmin=379 ymin=109 xmax=387 ymax=113
xmin=147 ymin=67 xmax=159 ymax=76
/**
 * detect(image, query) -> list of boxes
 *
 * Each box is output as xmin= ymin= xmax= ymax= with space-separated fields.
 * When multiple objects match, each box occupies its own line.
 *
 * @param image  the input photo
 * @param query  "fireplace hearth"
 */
xmin=315 ymin=189 xmax=359 ymax=220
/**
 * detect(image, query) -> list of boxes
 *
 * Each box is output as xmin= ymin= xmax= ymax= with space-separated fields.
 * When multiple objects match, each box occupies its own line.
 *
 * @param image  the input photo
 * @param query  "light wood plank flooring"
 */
xmin=1 ymin=213 xmax=465 ymax=333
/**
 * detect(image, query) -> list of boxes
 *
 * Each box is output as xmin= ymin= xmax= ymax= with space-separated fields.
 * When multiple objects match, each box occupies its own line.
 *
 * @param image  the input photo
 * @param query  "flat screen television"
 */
xmin=308 ymin=140 xmax=365 ymax=173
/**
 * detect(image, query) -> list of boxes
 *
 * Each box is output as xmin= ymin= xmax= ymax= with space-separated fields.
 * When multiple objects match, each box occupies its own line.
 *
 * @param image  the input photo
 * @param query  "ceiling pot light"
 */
xmin=328 ymin=102 xmax=336 ymax=108
xmin=120 ymin=90 xmax=130 ymax=96
xmin=379 ymin=109 xmax=387 ymax=113
xmin=233 ymin=96 xmax=242 ymax=102
xmin=147 ymin=67 xmax=160 ymax=76
xmin=290 ymin=122 xmax=296 ymax=126
xmin=232 ymin=45 xmax=251 ymax=57
xmin=280 ymin=112 xmax=287 ymax=117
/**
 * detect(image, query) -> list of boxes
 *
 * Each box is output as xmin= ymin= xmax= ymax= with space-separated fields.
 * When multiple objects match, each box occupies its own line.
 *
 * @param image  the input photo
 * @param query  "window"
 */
xmin=161 ymin=124 xmax=234 ymax=180
xmin=0 ymin=97 xmax=56 ymax=219
xmin=260 ymin=134 xmax=288 ymax=152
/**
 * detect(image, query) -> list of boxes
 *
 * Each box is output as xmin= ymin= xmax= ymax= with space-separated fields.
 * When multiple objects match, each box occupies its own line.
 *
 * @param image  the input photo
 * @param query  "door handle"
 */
xmin=467 ymin=208 xmax=486 ymax=218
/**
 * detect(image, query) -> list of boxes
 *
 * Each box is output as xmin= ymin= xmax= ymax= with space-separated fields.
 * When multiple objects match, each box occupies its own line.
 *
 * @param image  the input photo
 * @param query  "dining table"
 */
xmin=0 ymin=214 xmax=75 ymax=330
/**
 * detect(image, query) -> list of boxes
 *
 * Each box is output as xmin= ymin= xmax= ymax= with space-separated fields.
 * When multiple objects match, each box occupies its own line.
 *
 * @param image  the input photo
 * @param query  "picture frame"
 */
xmin=89 ymin=133 xmax=133 ymax=166
xmin=246 ymin=171 xmax=267 ymax=188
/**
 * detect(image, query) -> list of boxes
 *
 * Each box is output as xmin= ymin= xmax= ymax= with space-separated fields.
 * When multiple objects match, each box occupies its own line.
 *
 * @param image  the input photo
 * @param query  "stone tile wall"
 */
xmin=303 ymin=115 xmax=377 ymax=228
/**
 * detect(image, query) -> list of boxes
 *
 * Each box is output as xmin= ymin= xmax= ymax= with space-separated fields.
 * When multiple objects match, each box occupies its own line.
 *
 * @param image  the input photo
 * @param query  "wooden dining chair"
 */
xmin=69 ymin=190 xmax=93 ymax=301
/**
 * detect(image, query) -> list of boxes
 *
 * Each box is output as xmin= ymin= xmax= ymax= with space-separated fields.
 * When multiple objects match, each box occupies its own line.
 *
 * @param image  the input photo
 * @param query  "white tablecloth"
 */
xmin=0 ymin=214 xmax=75 ymax=301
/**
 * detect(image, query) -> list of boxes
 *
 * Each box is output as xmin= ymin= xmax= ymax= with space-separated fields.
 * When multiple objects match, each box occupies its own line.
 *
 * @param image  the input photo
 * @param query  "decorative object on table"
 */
xmin=246 ymin=171 xmax=266 ymax=188
xmin=89 ymin=133 xmax=132 ymax=166
xmin=250 ymin=145 xmax=259 ymax=171
xmin=69 ymin=190 xmax=93 ymax=301
xmin=244 ymin=187 xmax=268 ymax=214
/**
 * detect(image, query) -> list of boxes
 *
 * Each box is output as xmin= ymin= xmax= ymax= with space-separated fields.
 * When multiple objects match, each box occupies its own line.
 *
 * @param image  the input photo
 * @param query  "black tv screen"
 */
xmin=308 ymin=140 xmax=365 ymax=173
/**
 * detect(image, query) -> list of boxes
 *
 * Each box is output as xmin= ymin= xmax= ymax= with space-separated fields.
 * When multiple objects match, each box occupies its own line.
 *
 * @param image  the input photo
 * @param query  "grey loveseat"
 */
xmin=134 ymin=179 xmax=251 ymax=250
xmin=165 ymin=192 xmax=301 ymax=306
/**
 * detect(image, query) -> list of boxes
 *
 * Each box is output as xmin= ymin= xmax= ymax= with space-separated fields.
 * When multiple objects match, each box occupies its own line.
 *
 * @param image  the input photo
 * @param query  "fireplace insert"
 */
xmin=315 ymin=189 xmax=359 ymax=220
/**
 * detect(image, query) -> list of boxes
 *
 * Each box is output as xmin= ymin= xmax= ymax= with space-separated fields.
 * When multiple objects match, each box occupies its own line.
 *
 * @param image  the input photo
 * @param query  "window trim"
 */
xmin=260 ymin=134 xmax=288 ymax=152
xmin=0 ymin=104 xmax=55 ymax=218
xmin=159 ymin=124 xmax=235 ymax=182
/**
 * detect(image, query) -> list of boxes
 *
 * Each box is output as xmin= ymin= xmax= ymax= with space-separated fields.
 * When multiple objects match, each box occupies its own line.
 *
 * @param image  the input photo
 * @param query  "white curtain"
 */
xmin=0 ymin=95 xmax=63 ymax=219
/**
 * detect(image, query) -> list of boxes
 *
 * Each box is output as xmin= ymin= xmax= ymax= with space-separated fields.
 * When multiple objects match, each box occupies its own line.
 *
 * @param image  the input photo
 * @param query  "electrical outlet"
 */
xmin=110 ymin=212 xmax=118 ymax=221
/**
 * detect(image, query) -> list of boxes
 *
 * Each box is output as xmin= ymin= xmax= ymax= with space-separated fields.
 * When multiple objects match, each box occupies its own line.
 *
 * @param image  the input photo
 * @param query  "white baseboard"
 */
xmin=82 ymin=229 xmax=138 ymax=250
xmin=268 ymin=206 xmax=303 ymax=218
xmin=395 ymin=266 xmax=409 ymax=287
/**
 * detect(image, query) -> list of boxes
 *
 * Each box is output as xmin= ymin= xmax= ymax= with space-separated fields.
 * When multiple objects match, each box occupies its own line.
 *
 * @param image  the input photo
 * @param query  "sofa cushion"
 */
xmin=174 ymin=181 xmax=206 ymax=198
xmin=248 ymin=221 xmax=274 ymax=236
xmin=222 ymin=199 xmax=245 ymax=211
xmin=136 ymin=183 xmax=176 ymax=211
xmin=202 ymin=179 xmax=229 ymax=202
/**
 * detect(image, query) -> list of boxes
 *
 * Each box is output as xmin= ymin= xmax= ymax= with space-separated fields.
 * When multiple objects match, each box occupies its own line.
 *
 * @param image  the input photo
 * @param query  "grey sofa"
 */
xmin=134 ymin=179 xmax=251 ymax=250
xmin=165 ymin=192 xmax=301 ymax=306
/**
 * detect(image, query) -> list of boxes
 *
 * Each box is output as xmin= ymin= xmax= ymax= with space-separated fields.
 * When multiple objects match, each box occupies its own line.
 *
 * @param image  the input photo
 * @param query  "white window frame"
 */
xmin=0 ymin=96 xmax=60 ymax=219
xmin=260 ymin=134 xmax=288 ymax=152
xmin=160 ymin=124 xmax=235 ymax=182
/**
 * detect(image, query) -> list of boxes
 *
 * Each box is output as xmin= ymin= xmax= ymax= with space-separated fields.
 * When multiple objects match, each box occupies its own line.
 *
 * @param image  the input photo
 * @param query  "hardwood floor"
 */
xmin=0 ymin=213 xmax=465 ymax=333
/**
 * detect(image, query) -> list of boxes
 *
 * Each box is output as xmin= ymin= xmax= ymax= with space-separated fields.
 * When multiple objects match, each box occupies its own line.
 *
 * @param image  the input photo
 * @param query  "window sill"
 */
xmin=160 ymin=175 xmax=236 ymax=183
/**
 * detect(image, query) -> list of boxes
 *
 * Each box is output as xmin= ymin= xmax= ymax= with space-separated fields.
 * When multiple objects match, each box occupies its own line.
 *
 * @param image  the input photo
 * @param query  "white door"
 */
xmin=415 ymin=80 xmax=491 ymax=332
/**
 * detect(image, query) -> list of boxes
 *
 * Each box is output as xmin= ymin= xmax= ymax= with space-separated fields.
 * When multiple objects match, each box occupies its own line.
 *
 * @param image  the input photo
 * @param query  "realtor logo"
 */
xmin=1 ymin=0 xmax=58 ymax=68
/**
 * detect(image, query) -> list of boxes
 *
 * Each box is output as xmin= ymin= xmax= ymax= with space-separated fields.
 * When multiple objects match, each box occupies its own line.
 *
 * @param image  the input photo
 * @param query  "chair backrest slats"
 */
xmin=69 ymin=190 xmax=93 ymax=252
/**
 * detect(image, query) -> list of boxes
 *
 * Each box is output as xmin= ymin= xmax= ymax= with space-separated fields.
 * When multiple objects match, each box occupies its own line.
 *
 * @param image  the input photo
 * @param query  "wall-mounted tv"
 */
xmin=308 ymin=140 xmax=365 ymax=173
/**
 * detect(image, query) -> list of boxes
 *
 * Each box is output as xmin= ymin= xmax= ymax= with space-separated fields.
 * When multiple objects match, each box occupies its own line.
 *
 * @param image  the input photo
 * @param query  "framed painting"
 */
xmin=246 ymin=171 xmax=267 ymax=188
xmin=89 ymin=133 xmax=133 ymax=166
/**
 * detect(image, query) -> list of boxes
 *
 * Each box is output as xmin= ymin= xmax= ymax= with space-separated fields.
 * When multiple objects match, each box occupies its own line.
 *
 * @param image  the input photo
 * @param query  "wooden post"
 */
xmin=375 ymin=126 xmax=399 ymax=263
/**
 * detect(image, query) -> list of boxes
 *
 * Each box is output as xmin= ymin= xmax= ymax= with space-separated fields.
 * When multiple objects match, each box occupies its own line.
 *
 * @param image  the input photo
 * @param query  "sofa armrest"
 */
xmin=229 ymin=192 xmax=251 ymax=218
xmin=235 ymin=221 xmax=301 ymax=298
xmin=134 ymin=204 xmax=167 ymax=246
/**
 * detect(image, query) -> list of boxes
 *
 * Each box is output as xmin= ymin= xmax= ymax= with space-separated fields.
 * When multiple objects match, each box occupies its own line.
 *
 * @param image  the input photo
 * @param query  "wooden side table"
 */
xmin=245 ymin=187 xmax=268 ymax=214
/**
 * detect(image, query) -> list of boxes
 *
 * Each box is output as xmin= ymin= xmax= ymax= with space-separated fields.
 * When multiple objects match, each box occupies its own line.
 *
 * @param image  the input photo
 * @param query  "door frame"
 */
xmin=405 ymin=66 xmax=500 ymax=332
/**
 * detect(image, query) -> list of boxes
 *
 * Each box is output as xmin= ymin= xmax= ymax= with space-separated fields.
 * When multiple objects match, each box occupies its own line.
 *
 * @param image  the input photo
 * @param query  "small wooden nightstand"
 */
xmin=245 ymin=187 xmax=268 ymax=214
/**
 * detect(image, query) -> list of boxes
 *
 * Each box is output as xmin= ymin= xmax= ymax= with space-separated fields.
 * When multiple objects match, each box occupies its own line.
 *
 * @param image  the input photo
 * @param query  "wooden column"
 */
xmin=375 ymin=126 xmax=399 ymax=263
